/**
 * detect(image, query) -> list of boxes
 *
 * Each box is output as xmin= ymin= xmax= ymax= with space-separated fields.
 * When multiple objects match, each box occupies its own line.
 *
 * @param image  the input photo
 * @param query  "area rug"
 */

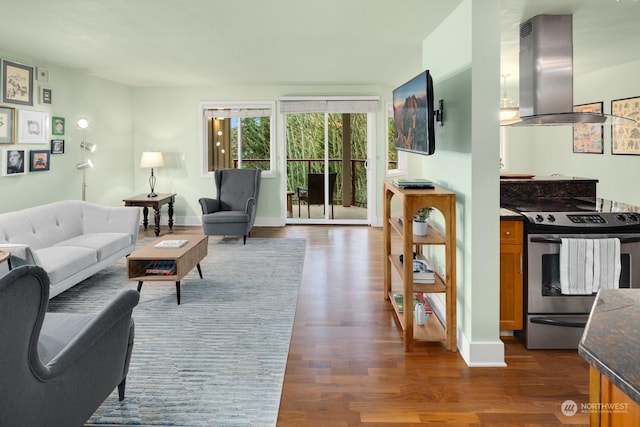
xmin=47 ymin=237 xmax=306 ymax=427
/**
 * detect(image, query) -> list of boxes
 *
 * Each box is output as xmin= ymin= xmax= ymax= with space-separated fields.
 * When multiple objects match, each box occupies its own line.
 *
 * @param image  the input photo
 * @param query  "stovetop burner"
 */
xmin=523 ymin=211 xmax=640 ymax=230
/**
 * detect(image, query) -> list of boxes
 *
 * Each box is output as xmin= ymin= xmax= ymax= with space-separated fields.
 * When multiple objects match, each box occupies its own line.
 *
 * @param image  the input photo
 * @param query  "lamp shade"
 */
xmin=80 ymin=142 xmax=97 ymax=152
xmin=76 ymin=159 xmax=94 ymax=170
xmin=76 ymin=118 xmax=91 ymax=130
xmin=140 ymin=151 xmax=164 ymax=168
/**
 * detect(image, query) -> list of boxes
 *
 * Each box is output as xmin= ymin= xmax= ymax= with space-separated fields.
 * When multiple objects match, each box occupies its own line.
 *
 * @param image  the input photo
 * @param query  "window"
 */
xmin=201 ymin=102 xmax=275 ymax=176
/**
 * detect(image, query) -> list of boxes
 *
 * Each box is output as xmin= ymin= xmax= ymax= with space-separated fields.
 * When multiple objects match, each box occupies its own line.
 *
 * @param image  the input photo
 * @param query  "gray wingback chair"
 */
xmin=0 ymin=266 xmax=139 ymax=427
xmin=199 ymin=168 xmax=261 ymax=244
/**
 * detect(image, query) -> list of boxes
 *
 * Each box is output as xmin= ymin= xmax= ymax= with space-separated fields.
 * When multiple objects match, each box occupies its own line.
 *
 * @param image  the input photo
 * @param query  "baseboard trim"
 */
xmin=425 ymin=294 xmax=506 ymax=367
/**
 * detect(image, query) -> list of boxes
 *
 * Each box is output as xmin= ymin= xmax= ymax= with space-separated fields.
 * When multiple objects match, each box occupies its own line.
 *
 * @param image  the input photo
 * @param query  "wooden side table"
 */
xmin=123 ymin=193 xmax=177 ymax=236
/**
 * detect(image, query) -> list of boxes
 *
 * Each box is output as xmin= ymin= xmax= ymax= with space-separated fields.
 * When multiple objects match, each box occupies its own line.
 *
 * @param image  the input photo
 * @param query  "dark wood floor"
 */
xmin=148 ymin=225 xmax=591 ymax=426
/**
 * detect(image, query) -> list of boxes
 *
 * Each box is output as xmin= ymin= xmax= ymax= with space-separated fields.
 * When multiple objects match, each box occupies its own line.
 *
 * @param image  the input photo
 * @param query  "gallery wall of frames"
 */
xmin=0 ymin=58 xmax=65 ymax=176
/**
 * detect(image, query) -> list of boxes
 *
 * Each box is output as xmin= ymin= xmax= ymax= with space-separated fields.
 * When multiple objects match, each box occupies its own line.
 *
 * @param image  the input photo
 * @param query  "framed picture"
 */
xmin=52 ymin=116 xmax=65 ymax=136
xmin=2 ymin=148 xmax=26 ymax=176
xmin=36 ymin=67 xmax=49 ymax=82
xmin=572 ymin=102 xmax=604 ymax=154
xmin=51 ymin=139 xmax=64 ymax=154
xmin=612 ymin=96 xmax=640 ymax=155
xmin=2 ymin=60 xmax=34 ymax=106
xmin=0 ymin=106 xmax=16 ymax=144
xmin=18 ymin=110 xmax=48 ymax=144
xmin=40 ymin=87 xmax=52 ymax=104
xmin=29 ymin=150 xmax=50 ymax=172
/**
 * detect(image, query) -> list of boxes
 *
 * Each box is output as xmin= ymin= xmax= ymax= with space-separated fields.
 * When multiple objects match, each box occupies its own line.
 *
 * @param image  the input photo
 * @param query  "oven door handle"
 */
xmin=530 ymin=317 xmax=587 ymax=328
xmin=530 ymin=236 xmax=640 ymax=244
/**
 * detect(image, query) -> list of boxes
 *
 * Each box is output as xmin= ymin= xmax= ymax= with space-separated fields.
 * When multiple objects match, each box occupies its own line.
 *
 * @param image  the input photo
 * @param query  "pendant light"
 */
xmin=500 ymin=74 xmax=520 ymax=125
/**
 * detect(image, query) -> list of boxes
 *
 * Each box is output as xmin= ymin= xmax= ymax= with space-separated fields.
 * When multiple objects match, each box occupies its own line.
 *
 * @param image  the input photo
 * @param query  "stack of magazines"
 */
xmin=413 ymin=258 xmax=435 ymax=283
xmin=145 ymin=260 xmax=176 ymax=275
xmin=393 ymin=178 xmax=435 ymax=189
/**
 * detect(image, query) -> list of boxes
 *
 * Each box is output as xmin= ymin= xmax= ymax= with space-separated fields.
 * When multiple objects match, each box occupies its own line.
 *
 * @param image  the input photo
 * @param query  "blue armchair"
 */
xmin=199 ymin=168 xmax=261 ymax=244
xmin=0 ymin=266 xmax=139 ymax=426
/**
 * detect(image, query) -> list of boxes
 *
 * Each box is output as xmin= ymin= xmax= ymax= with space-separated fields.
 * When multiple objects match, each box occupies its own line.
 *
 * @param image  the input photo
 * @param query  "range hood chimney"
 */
xmin=512 ymin=14 xmax=628 ymax=126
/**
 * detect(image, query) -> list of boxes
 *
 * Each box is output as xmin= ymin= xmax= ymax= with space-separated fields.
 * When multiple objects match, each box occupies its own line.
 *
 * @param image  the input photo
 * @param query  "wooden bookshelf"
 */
xmin=383 ymin=180 xmax=457 ymax=352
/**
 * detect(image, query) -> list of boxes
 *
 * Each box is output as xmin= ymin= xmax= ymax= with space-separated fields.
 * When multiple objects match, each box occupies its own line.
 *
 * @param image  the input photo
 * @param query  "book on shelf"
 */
xmin=393 ymin=178 xmax=435 ymax=189
xmin=154 ymin=239 xmax=188 ymax=248
xmin=145 ymin=260 xmax=176 ymax=275
xmin=413 ymin=258 xmax=435 ymax=283
xmin=393 ymin=293 xmax=434 ymax=313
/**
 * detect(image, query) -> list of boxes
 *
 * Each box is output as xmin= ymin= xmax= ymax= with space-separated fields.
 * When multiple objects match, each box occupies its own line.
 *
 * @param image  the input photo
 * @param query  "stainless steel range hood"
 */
xmin=510 ymin=14 xmax=629 ymax=126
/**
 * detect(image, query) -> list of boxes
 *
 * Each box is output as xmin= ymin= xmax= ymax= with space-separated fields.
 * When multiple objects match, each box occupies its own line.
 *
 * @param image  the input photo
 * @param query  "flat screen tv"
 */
xmin=393 ymin=70 xmax=435 ymax=155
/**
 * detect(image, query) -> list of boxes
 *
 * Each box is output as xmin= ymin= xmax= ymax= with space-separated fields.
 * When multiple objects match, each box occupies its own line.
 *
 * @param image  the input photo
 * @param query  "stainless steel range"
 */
xmin=518 ymin=210 xmax=640 ymax=349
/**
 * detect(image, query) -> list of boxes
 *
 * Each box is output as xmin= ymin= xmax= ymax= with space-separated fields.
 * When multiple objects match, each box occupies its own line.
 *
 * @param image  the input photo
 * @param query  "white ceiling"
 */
xmin=0 ymin=0 xmax=639 ymax=89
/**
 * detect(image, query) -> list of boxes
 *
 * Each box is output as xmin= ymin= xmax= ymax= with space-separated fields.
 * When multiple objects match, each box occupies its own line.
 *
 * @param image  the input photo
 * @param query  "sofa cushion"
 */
xmin=55 ymin=233 xmax=132 ymax=261
xmin=0 ymin=202 xmax=84 ymax=250
xmin=35 ymin=246 xmax=97 ymax=285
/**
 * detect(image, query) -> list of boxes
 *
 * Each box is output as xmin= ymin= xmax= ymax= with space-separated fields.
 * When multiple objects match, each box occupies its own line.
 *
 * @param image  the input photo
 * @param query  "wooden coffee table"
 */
xmin=127 ymin=234 xmax=208 ymax=305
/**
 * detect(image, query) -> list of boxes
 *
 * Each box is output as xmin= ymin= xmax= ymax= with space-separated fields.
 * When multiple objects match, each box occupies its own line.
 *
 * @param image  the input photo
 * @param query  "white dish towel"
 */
xmin=560 ymin=238 xmax=594 ymax=295
xmin=592 ymin=238 xmax=621 ymax=292
xmin=559 ymin=238 xmax=621 ymax=295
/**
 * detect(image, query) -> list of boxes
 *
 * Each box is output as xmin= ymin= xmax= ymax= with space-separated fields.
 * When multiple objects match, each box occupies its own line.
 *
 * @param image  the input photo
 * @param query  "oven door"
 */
xmin=526 ymin=233 xmax=640 ymax=315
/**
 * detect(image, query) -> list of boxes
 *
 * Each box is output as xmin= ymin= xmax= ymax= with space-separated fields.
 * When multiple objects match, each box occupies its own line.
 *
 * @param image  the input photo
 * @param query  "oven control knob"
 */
xmin=547 ymin=214 xmax=556 ymax=222
xmin=535 ymin=214 xmax=544 ymax=222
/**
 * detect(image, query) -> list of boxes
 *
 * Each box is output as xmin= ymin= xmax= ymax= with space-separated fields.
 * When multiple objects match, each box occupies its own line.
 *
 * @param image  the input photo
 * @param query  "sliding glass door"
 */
xmin=281 ymin=97 xmax=377 ymax=224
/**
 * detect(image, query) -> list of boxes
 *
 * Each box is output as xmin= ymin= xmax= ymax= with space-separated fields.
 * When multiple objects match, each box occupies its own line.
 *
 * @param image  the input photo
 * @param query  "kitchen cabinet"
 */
xmin=383 ymin=181 xmax=456 ymax=352
xmin=499 ymin=219 xmax=523 ymax=330
xmin=589 ymin=367 xmax=640 ymax=427
xmin=579 ymin=289 xmax=640 ymax=427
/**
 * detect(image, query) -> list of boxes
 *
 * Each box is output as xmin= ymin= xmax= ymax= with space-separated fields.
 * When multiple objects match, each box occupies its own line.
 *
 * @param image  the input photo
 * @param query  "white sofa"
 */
xmin=0 ymin=200 xmax=140 ymax=298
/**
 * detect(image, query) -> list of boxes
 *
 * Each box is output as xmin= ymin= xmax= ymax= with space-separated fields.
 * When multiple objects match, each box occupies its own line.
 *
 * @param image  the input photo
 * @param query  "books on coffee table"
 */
xmin=154 ymin=239 xmax=188 ymax=248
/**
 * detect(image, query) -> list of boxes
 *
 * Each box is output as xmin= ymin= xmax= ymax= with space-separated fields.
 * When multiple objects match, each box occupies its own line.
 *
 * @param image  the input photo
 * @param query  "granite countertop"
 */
xmin=579 ymin=289 xmax=640 ymax=405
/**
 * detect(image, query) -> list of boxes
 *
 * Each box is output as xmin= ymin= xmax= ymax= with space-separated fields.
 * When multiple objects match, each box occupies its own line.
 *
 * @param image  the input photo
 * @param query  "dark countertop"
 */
xmin=578 ymin=289 xmax=640 ymax=405
xmin=500 ymin=175 xmax=598 ymax=182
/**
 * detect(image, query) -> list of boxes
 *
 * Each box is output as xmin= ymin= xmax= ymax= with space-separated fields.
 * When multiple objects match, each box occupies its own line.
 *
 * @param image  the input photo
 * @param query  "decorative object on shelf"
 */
xmin=611 ymin=96 xmax=640 ymax=155
xmin=414 ymin=302 xmax=428 ymax=325
xmin=29 ymin=150 xmax=50 ymax=172
xmin=413 ymin=207 xmax=433 ymax=236
xmin=17 ymin=110 xmax=48 ymax=144
xmin=140 ymin=151 xmax=164 ymax=197
xmin=2 ymin=60 xmax=34 ymax=106
xmin=40 ymin=87 xmax=52 ymax=105
xmin=52 ymin=116 xmax=65 ymax=135
xmin=50 ymin=139 xmax=64 ymax=154
xmin=75 ymin=118 xmax=95 ymax=201
xmin=573 ymin=102 xmax=604 ymax=154
xmin=0 ymin=106 xmax=16 ymax=144
xmin=500 ymin=74 xmax=520 ymax=126
xmin=2 ymin=148 xmax=26 ymax=176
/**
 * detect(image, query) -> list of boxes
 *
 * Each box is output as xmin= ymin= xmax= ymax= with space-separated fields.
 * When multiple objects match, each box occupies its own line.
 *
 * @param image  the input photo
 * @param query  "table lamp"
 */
xmin=140 ymin=151 xmax=164 ymax=197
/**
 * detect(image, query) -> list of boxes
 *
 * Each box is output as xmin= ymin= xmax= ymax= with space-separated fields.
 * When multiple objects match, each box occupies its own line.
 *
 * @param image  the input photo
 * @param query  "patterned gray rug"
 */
xmin=47 ymin=237 xmax=306 ymax=427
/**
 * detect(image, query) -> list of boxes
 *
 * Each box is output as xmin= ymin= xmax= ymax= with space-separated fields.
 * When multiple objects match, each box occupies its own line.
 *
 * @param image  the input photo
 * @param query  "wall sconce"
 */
xmin=139 ymin=151 xmax=165 ymax=197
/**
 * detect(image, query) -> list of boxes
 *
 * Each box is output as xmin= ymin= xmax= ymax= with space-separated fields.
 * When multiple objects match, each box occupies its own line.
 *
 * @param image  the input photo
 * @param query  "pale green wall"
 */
xmin=417 ymin=0 xmax=503 ymax=364
xmin=506 ymin=59 xmax=640 ymax=207
xmin=0 ymin=50 xmax=134 ymax=213
xmin=131 ymin=85 xmax=390 ymax=224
